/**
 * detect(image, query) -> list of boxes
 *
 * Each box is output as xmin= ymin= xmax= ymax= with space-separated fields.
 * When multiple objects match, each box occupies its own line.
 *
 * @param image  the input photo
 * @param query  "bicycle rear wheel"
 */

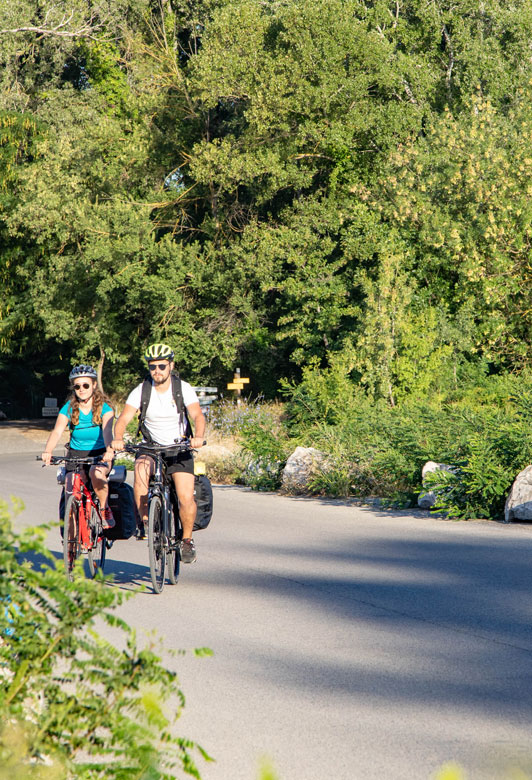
xmin=86 ymin=505 xmax=106 ymax=578
xmin=63 ymin=495 xmax=82 ymax=580
xmin=167 ymin=504 xmax=181 ymax=585
xmin=148 ymin=494 xmax=166 ymax=593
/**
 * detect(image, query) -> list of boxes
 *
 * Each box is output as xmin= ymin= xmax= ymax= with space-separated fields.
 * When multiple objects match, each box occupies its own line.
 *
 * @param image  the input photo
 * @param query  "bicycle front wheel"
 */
xmin=148 ymin=494 xmax=166 ymax=593
xmin=167 ymin=504 xmax=181 ymax=586
xmin=63 ymin=495 xmax=82 ymax=580
xmin=86 ymin=505 xmax=106 ymax=578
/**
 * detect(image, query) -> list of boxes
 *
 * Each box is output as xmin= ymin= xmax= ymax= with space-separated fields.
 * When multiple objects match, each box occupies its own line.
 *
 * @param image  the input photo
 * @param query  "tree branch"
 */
xmin=0 ymin=9 xmax=107 ymax=40
xmin=442 ymin=24 xmax=454 ymax=100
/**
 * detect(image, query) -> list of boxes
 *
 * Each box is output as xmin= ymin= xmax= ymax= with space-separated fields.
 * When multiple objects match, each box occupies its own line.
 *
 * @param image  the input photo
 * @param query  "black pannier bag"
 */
xmin=104 ymin=481 xmax=136 ymax=540
xmin=193 ymin=474 xmax=213 ymax=531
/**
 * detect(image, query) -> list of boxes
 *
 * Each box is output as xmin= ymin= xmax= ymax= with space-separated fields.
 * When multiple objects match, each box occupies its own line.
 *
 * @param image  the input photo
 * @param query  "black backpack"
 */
xmin=137 ymin=373 xmax=192 ymax=444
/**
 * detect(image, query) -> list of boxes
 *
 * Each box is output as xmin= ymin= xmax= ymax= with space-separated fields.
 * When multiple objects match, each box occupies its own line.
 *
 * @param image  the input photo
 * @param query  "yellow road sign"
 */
xmin=227 ymin=382 xmax=244 ymax=390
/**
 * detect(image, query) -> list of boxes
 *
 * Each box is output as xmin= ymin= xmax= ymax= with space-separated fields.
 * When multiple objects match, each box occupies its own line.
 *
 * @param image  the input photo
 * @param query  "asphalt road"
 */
xmin=1 ymin=440 xmax=532 ymax=780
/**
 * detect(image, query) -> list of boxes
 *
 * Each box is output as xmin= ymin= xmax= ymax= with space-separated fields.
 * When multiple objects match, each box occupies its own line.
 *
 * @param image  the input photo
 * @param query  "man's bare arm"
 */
xmin=110 ymin=403 xmax=138 ymax=450
xmin=187 ymin=402 xmax=206 ymax=448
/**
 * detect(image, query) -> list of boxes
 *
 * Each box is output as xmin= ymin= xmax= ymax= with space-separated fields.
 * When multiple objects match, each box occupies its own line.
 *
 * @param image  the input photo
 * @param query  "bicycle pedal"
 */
xmin=106 ymin=540 xmax=114 ymax=550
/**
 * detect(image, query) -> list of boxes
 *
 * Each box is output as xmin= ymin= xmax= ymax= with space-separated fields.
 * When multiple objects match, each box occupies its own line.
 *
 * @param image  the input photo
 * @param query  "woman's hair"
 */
xmin=67 ymin=380 xmax=111 ymax=427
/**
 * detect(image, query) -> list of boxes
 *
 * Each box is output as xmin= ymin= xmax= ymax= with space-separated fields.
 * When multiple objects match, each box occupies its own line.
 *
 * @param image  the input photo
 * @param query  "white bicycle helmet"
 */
xmin=69 ymin=364 xmax=97 ymax=381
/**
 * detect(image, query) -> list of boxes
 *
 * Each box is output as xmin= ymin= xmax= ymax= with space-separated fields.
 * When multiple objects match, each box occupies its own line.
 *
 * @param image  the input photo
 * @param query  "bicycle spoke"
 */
xmin=86 ymin=505 xmax=106 ymax=578
xmin=167 ymin=503 xmax=181 ymax=586
xmin=148 ymin=495 xmax=166 ymax=593
xmin=63 ymin=495 xmax=82 ymax=580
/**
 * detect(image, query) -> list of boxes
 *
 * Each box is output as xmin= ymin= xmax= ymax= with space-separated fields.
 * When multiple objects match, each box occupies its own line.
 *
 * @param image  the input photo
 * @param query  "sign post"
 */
xmin=226 ymin=368 xmax=250 ymax=403
xmin=192 ymin=387 xmax=218 ymax=410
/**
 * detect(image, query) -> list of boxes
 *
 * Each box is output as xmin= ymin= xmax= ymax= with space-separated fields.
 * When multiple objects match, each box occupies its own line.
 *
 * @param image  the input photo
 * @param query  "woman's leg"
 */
xmin=89 ymin=462 xmax=111 ymax=510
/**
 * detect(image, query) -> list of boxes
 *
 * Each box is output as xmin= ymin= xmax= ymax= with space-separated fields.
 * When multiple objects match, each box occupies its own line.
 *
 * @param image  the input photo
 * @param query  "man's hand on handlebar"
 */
xmin=102 ymin=447 xmax=115 ymax=464
xmin=190 ymin=437 xmax=206 ymax=450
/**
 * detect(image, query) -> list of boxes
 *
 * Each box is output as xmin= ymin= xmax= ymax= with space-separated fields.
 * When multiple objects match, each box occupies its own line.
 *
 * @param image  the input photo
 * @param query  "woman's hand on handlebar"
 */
xmin=40 ymin=451 xmax=53 ymax=466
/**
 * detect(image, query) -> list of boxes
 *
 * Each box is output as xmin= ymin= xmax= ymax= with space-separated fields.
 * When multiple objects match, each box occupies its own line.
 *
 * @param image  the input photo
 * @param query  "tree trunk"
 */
xmin=97 ymin=347 xmax=105 ymax=394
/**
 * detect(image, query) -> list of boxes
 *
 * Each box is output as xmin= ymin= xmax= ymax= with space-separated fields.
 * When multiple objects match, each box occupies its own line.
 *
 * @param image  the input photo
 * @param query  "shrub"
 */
xmin=0 ymin=499 xmax=210 ymax=779
xmin=283 ymin=364 xmax=532 ymax=518
xmin=206 ymin=398 xmax=289 ymax=491
xmin=238 ymin=417 xmax=290 ymax=491
xmin=206 ymin=397 xmax=284 ymax=438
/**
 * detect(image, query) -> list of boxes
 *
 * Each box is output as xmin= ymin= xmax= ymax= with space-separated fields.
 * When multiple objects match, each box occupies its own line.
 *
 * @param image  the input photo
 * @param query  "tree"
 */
xmin=375 ymin=93 xmax=532 ymax=373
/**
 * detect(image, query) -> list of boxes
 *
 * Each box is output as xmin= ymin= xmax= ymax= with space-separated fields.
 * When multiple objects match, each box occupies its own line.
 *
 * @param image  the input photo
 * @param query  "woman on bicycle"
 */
xmin=41 ymin=365 xmax=115 ymax=528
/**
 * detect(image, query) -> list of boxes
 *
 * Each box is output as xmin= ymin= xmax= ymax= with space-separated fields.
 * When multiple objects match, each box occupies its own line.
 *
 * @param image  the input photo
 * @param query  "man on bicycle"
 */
xmin=109 ymin=344 xmax=205 ymax=563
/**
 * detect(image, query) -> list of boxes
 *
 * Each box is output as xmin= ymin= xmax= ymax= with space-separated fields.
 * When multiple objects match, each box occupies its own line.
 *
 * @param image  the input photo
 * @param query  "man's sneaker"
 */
xmin=102 ymin=506 xmax=115 ymax=529
xmin=180 ymin=538 xmax=196 ymax=564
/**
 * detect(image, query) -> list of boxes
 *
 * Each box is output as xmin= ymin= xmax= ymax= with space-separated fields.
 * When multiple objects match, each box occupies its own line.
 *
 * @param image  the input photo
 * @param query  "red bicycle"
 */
xmin=38 ymin=454 xmax=108 ymax=579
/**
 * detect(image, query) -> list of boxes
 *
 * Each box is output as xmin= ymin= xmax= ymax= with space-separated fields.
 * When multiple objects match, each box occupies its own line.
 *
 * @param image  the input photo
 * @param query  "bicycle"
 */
xmin=37 ymin=454 xmax=109 ymax=579
xmin=122 ymin=440 xmax=193 ymax=594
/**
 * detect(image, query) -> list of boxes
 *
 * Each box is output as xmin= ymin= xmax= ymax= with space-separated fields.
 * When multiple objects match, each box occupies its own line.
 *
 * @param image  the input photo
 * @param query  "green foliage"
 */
xmin=206 ymin=397 xmax=283 ymax=438
xmin=4 ymin=0 xmax=532 ymax=416
xmin=0 ymin=499 xmax=209 ymax=778
xmin=282 ymin=361 xmax=532 ymax=518
xmin=80 ymin=41 xmax=130 ymax=112
xmin=238 ymin=417 xmax=289 ymax=491
xmin=257 ymin=760 xmax=280 ymax=780
xmin=280 ymin=347 xmax=361 ymax=428
xmin=206 ymin=397 xmax=289 ymax=490
xmin=423 ymin=397 xmax=532 ymax=519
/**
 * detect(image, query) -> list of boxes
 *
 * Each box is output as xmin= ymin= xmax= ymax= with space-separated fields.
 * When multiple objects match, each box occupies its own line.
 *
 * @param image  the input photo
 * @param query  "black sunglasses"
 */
xmin=148 ymin=363 xmax=169 ymax=371
xmin=73 ymin=382 xmax=91 ymax=390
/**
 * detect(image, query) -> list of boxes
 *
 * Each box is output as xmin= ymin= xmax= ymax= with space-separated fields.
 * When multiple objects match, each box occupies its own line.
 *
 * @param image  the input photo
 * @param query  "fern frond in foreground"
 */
xmin=0 ymin=499 xmax=210 ymax=779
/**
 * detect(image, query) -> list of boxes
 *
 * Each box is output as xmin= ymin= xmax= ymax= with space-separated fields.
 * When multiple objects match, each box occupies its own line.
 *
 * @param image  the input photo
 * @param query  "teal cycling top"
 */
xmin=59 ymin=401 xmax=113 ymax=451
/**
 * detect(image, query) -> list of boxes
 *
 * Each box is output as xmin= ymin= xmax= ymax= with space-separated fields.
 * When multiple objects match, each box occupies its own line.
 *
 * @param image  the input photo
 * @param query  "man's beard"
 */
xmin=152 ymin=374 xmax=168 ymax=385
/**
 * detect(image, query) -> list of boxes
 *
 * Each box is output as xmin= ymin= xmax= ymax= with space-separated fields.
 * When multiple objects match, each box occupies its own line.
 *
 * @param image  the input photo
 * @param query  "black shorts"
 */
xmin=166 ymin=451 xmax=195 ymax=476
xmin=136 ymin=450 xmax=195 ymax=477
xmin=65 ymin=447 xmax=107 ymax=477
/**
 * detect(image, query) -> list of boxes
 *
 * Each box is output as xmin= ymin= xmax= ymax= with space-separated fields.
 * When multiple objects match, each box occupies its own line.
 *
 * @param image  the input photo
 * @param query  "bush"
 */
xmin=206 ymin=398 xmax=289 ymax=491
xmin=206 ymin=397 xmax=284 ymax=438
xmin=0 ymin=499 xmax=210 ymax=779
xmin=283 ymin=364 xmax=532 ymax=518
xmin=238 ymin=417 xmax=290 ymax=491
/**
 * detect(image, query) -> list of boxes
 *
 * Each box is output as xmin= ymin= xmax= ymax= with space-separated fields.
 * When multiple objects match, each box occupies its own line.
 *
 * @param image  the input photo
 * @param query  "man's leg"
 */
xmin=172 ymin=470 xmax=197 ymax=563
xmin=134 ymin=455 xmax=154 ymax=531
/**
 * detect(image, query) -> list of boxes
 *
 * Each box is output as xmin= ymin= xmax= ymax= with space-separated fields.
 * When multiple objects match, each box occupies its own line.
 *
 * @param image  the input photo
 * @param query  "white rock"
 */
xmin=281 ymin=446 xmax=328 ymax=494
xmin=418 ymin=461 xmax=455 ymax=509
xmin=504 ymin=465 xmax=532 ymax=522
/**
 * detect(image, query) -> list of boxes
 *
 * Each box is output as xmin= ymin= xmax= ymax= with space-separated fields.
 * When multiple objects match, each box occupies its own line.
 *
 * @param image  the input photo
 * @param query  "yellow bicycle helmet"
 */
xmin=144 ymin=343 xmax=174 ymax=362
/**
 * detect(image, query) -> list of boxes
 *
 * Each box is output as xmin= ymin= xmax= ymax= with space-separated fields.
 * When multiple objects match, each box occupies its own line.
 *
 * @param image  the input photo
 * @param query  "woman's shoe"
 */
xmin=102 ymin=506 xmax=115 ymax=529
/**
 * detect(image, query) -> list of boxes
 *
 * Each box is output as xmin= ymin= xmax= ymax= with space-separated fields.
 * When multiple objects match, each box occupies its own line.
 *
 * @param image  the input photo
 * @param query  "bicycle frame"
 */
xmin=124 ymin=440 xmax=191 ymax=592
xmin=69 ymin=470 xmax=94 ymax=549
xmin=38 ymin=454 xmax=107 ymax=578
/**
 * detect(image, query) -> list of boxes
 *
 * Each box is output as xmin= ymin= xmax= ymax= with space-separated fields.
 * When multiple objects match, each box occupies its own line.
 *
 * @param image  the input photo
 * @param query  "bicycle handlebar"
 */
xmin=122 ymin=438 xmax=202 ymax=457
xmin=36 ymin=455 xmax=107 ymax=466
